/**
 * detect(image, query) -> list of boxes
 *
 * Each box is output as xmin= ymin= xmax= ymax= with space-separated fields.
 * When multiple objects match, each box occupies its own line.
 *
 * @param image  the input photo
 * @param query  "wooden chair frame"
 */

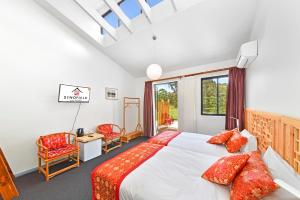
xmin=37 ymin=132 xmax=80 ymax=181
xmin=97 ymin=124 xmax=122 ymax=153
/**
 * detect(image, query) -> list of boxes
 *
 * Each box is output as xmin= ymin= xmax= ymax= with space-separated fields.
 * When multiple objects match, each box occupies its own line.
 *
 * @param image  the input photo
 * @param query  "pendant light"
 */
xmin=146 ymin=35 xmax=162 ymax=80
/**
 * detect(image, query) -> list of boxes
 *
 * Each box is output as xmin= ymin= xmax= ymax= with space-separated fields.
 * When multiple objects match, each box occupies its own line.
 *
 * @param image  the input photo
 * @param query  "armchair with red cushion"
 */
xmin=37 ymin=132 xmax=80 ymax=181
xmin=96 ymin=124 xmax=122 ymax=153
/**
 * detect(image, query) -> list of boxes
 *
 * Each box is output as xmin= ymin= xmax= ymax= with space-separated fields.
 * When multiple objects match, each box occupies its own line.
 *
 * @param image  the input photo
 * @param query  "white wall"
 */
xmin=135 ymin=60 xmax=235 ymax=135
xmin=246 ymin=0 xmax=300 ymax=118
xmin=0 ymin=1 xmax=135 ymax=175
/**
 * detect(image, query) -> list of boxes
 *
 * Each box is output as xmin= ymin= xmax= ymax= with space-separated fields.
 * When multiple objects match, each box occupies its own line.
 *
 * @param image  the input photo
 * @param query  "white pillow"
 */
xmin=240 ymin=129 xmax=257 ymax=152
xmin=263 ymin=147 xmax=300 ymax=200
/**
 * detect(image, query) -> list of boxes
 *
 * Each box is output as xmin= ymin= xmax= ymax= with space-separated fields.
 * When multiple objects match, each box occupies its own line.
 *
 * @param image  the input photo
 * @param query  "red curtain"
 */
xmin=225 ymin=67 xmax=246 ymax=131
xmin=143 ymin=82 xmax=154 ymax=137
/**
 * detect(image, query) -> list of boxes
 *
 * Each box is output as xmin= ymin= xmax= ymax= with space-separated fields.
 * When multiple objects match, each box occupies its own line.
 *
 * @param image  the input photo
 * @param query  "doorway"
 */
xmin=153 ymin=81 xmax=178 ymax=134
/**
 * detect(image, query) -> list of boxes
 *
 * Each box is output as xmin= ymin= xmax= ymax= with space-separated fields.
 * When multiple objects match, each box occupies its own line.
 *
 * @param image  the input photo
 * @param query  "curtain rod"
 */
xmin=146 ymin=66 xmax=235 ymax=83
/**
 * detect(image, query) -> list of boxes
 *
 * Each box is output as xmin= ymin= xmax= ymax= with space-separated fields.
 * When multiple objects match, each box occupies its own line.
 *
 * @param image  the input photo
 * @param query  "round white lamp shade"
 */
xmin=146 ymin=64 xmax=162 ymax=80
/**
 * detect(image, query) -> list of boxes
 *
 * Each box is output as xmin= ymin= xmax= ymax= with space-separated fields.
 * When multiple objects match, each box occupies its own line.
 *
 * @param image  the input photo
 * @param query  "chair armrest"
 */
xmin=36 ymin=141 xmax=48 ymax=151
xmin=67 ymin=132 xmax=78 ymax=146
xmin=112 ymin=124 xmax=122 ymax=133
xmin=36 ymin=140 xmax=49 ymax=158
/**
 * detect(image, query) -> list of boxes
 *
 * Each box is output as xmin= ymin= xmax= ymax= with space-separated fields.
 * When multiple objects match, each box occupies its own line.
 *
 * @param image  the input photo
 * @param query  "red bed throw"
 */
xmin=147 ymin=131 xmax=181 ymax=146
xmin=91 ymin=142 xmax=164 ymax=200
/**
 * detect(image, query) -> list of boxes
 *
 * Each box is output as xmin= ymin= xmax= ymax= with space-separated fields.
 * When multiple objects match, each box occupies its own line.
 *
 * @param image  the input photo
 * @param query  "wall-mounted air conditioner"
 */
xmin=236 ymin=40 xmax=258 ymax=68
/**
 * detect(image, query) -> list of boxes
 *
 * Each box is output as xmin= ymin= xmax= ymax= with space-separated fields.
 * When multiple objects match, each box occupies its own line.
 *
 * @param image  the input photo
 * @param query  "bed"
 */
xmin=92 ymin=142 xmax=229 ymax=200
xmin=147 ymin=130 xmax=257 ymax=157
xmin=91 ymin=109 xmax=300 ymax=200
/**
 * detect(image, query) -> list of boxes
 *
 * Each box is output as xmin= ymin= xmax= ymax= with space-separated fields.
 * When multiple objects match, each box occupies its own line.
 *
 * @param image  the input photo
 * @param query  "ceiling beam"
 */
xmin=74 ymin=0 xmax=117 ymax=41
xmin=137 ymin=0 xmax=152 ymax=24
xmin=170 ymin=0 xmax=178 ymax=11
xmin=103 ymin=0 xmax=133 ymax=33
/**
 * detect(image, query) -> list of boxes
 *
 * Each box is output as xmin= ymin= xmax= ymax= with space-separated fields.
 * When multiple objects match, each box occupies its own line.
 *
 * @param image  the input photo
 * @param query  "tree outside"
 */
xmin=202 ymin=76 xmax=228 ymax=115
xmin=154 ymin=82 xmax=178 ymax=128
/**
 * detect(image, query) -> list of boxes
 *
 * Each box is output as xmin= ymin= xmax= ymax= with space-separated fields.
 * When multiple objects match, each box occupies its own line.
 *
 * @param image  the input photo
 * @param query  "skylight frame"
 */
xmin=101 ymin=0 xmax=164 ymax=36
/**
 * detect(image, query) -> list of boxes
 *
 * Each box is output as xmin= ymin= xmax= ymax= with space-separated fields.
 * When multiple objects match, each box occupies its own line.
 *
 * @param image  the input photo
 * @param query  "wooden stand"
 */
xmin=121 ymin=97 xmax=143 ymax=143
xmin=0 ymin=148 xmax=19 ymax=200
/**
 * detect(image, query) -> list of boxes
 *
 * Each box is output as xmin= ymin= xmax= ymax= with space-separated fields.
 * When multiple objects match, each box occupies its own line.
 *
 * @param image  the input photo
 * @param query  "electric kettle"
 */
xmin=76 ymin=128 xmax=84 ymax=137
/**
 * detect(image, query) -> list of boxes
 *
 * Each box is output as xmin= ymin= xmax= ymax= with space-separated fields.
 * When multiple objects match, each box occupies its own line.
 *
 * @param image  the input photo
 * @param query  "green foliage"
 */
xmin=156 ymin=82 xmax=178 ymax=108
xmin=155 ymin=82 xmax=178 ymax=121
xmin=202 ymin=77 xmax=228 ymax=115
xmin=169 ymin=105 xmax=178 ymax=120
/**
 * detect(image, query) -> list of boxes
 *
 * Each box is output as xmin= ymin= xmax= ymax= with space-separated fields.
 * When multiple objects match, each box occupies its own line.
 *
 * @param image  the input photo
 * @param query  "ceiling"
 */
xmin=37 ymin=0 xmax=259 ymax=77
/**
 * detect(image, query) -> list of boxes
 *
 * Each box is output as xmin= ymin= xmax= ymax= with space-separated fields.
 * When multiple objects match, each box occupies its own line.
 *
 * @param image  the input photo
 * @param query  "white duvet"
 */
xmin=120 ymin=146 xmax=230 ymax=200
xmin=168 ymin=132 xmax=232 ymax=157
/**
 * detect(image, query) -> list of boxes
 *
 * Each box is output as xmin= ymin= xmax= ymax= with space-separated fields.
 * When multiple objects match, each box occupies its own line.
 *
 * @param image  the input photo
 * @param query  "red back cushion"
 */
xmin=41 ymin=133 xmax=67 ymax=150
xmin=201 ymin=154 xmax=250 ymax=185
xmin=225 ymin=132 xmax=248 ymax=153
xmin=207 ymin=130 xmax=234 ymax=144
xmin=230 ymin=151 xmax=278 ymax=200
xmin=98 ymin=124 xmax=113 ymax=136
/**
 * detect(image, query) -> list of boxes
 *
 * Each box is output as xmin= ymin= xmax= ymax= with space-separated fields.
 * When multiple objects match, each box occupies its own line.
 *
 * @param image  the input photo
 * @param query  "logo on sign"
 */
xmin=72 ymin=88 xmax=82 ymax=96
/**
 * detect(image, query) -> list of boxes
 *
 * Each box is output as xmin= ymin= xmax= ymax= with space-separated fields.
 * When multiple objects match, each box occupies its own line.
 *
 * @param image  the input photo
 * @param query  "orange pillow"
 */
xmin=207 ymin=130 xmax=234 ymax=144
xmin=201 ymin=154 xmax=250 ymax=185
xmin=225 ymin=132 xmax=247 ymax=153
xmin=230 ymin=151 xmax=278 ymax=200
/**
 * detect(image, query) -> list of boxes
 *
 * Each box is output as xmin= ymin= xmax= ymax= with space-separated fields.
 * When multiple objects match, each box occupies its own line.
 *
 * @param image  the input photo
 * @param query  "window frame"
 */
xmin=100 ymin=0 xmax=124 ymax=35
xmin=100 ymin=0 xmax=162 ymax=35
xmin=201 ymin=75 xmax=228 ymax=116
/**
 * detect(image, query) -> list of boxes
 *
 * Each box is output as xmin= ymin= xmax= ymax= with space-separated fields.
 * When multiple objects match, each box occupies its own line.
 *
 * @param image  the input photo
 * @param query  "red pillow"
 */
xmin=225 ymin=132 xmax=247 ymax=153
xmin=207 ymin=130 xmax=234 ymax=144
xmin=201 ymin=154 xmax=250 ymax=185
xmin=230 ymin=151 xmax=278 ymax=200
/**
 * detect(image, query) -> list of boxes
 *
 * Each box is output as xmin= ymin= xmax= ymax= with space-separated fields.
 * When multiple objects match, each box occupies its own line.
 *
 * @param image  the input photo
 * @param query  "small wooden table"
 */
xmin=77 ymin=133 xmax=104 ymax=143
xmin=77 ymin=133 xmax=104 ymax=162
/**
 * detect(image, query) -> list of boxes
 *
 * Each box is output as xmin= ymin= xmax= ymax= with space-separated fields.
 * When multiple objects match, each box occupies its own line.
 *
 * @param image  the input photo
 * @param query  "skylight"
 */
xmin=101 ymin=0 xmax=163 ymax=35
xmin=101 ymin=10 xmax=120 ymax=35
xmin=147 ymin=0 xmax=163 ymax=7
xmin=120 ymin=0 xmax=142 ymax=19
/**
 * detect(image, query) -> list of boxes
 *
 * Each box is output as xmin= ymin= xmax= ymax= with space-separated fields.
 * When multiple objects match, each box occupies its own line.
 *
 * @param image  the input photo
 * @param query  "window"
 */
xmin=201 ymin=75 xmax=228 ymax=116
xmin=147 ymin=0 xmax=163 ymax=7
xmin=100 ymin=0 xmax=164 ymax=35
xmin=120 ymin=0 xmax=142 ymax=19
xmin=101 ymin=0 xmax=142 ymax=35
xmin=101 ymin=11 xmax=120 ymax=35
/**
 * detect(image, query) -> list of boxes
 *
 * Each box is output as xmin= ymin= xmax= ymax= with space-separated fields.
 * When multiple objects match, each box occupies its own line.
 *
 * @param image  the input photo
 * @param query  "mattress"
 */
xmin=149 ymin=131 xmax=234 ymax=157
xmin=120 ymin=146 xmax=230 ymax=200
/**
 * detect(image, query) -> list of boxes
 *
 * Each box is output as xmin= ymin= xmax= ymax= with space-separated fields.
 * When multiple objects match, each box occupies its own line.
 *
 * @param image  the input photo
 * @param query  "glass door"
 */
xmin=153 ymin=81 xmax=178 ymax=135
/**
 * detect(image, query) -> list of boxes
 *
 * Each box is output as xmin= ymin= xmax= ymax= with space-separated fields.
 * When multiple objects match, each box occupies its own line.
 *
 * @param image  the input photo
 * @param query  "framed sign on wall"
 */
xmin=105 ymin=88 xmax=118 ymax=100
xmin=58 ymin=84 xmax=91 ymax=103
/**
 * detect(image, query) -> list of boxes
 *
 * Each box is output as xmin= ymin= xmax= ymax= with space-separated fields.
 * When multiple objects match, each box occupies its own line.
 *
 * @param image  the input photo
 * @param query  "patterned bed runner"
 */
xmin=91 ymin=142 xmax=164 ymax=200
xmin=147 ymin=131 xmax=181 ymax=146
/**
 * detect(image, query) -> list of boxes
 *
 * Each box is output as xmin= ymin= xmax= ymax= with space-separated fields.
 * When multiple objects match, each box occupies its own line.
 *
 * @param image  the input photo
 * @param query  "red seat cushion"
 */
xmin=230 ymin=151 xmax=278 ymax=200
xmin=106 ymin=132 xmax=121 ymax=140
xmin=41 ymin=133 xmax=67 ymax=150
xmin=207 ymin=130 xmax=234 ymax=144
xmin=225 ymin=132 xmax=248 ymax=153
xmin=39 ymin=144 xmax=78 ymax=159
xmin=202 ymin=154 xmax=250 ymax=185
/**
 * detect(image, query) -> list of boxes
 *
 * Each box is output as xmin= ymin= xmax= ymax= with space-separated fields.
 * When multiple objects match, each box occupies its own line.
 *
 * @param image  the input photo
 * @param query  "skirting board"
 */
xmin=15 ymin=167 xmax=37 ymax=178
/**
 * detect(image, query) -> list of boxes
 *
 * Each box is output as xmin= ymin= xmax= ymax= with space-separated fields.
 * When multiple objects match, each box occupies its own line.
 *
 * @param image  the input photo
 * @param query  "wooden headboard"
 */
xmin=245 ymin=109 xmax=300 ymax=174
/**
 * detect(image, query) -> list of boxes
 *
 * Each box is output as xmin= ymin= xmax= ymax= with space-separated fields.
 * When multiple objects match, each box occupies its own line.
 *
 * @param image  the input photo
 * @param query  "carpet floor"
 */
xmin=15 ymin=137 xmax=148 ymax=200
